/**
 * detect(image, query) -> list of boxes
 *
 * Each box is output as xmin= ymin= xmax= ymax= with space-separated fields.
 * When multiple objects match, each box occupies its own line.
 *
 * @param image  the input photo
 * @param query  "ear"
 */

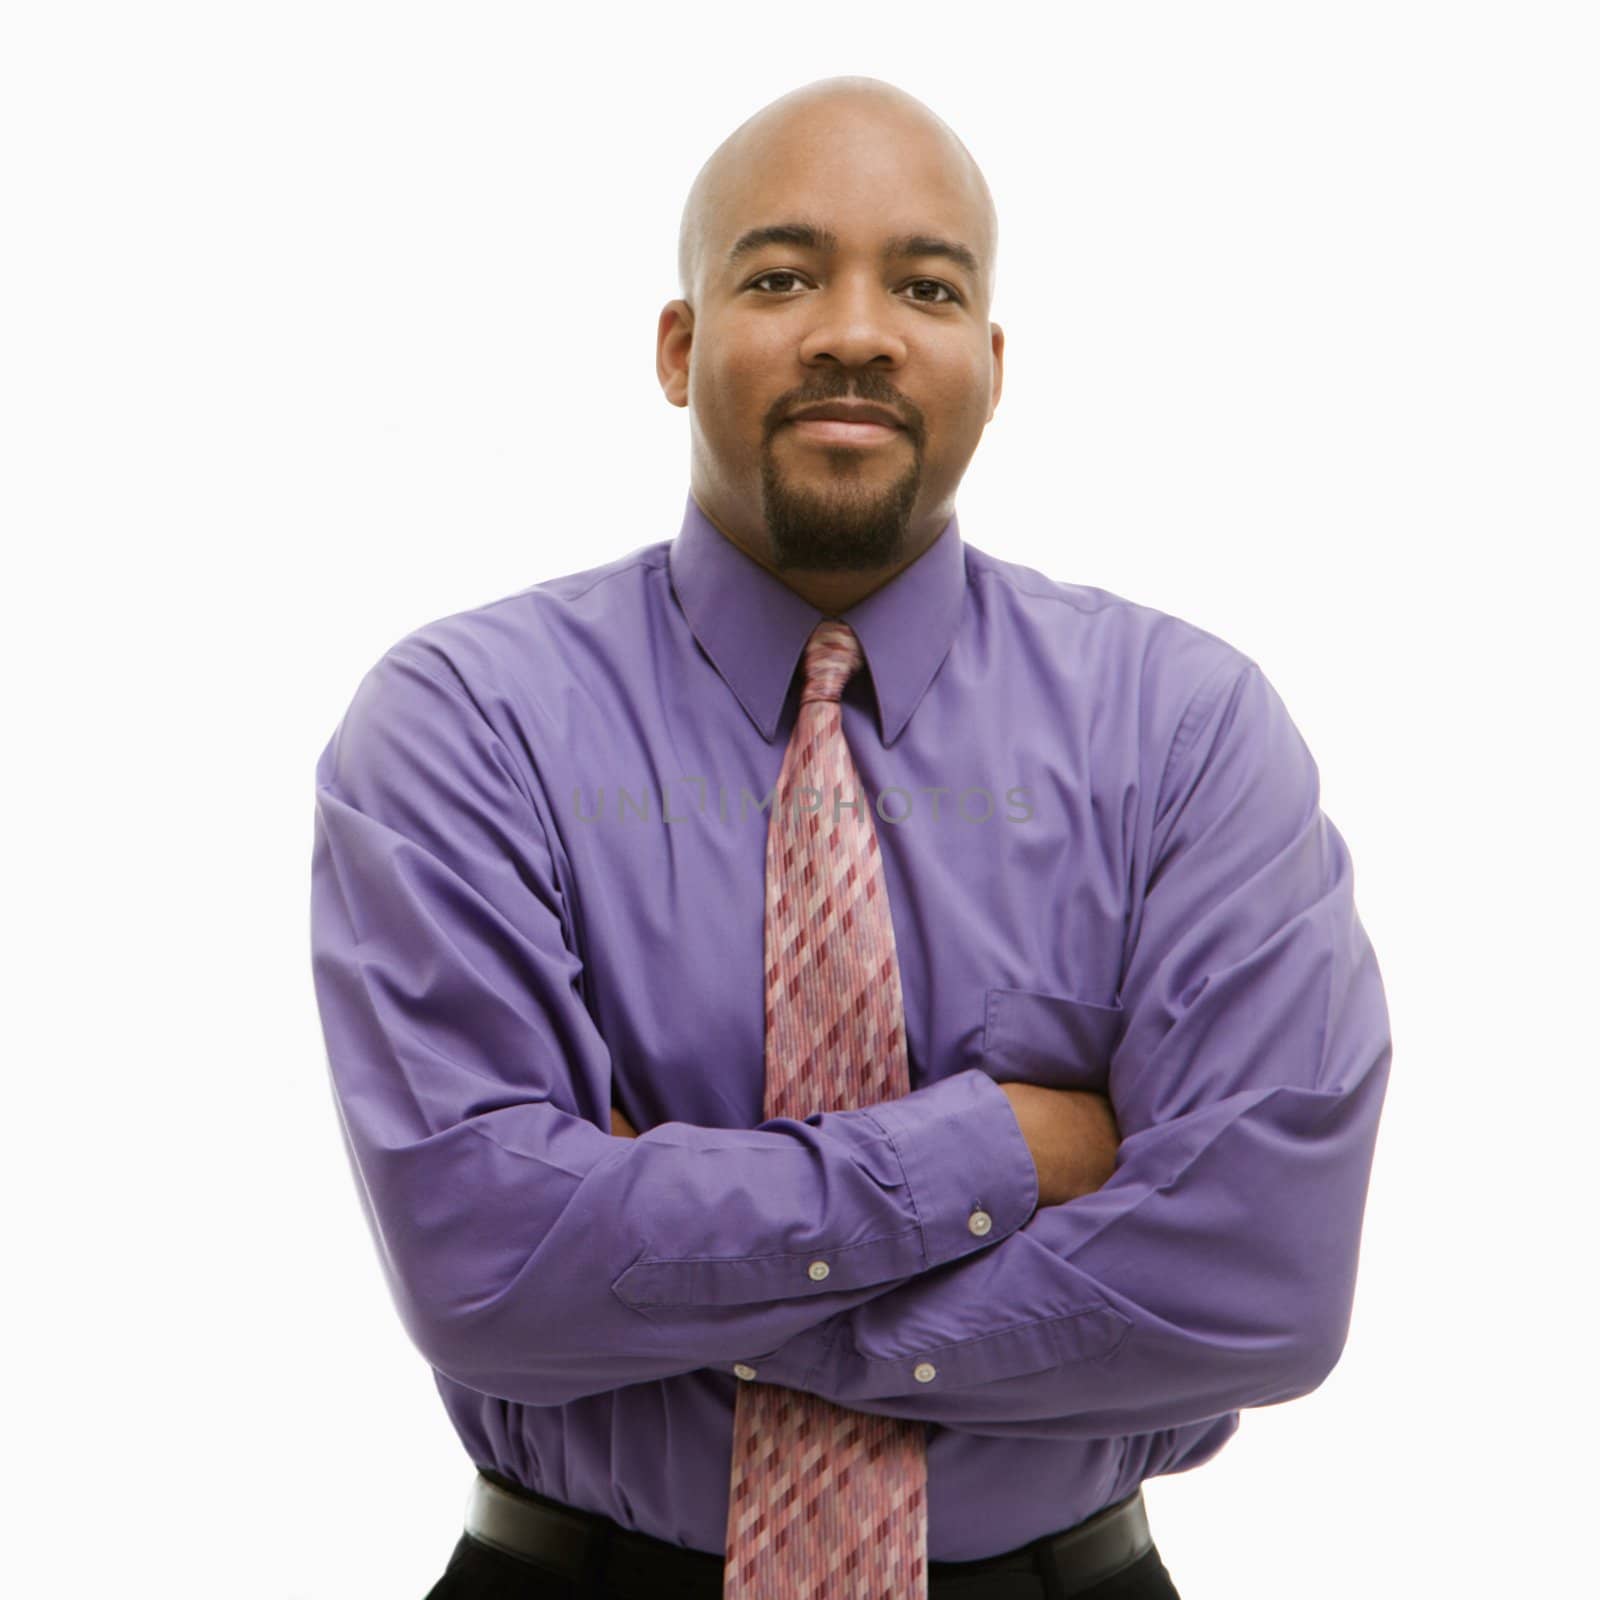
xmin=657 ymin=300 xmax=694 ymax=409
xmin=988 ymin=322 xmax=1005 ymax=421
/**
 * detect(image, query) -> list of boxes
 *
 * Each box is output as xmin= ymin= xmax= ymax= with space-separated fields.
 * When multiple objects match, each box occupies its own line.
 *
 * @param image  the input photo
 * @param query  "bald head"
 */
xmin=676 ymin=76 xmax=998 ymax=314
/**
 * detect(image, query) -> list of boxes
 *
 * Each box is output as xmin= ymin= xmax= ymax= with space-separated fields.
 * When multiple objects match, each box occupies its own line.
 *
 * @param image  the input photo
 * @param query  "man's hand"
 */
xmin=611 ymin=1104 xmax=639 ymax=1139
xmin=999 ymin=1081 xmax=1121 ymax=1207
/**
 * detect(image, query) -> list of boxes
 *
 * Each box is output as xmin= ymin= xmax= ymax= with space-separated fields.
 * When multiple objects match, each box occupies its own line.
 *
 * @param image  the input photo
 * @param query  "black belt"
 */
xmin=463 ymin=1467 xmax=1156 ymax=1598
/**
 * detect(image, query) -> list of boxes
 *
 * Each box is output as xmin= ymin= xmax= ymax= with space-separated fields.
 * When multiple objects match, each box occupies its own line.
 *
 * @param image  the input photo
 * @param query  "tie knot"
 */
xmin=799 ymin=618 xmax=864 ymax=706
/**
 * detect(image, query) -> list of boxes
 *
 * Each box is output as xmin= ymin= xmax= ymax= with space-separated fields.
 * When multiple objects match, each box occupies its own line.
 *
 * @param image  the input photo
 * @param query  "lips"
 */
xmin=784 ymin=402 xmax=908 ymax=449
xmin=788 ymin=417 xmax=904 ymax=446
xmin=787 ymin=403 xmax=905 ymax=429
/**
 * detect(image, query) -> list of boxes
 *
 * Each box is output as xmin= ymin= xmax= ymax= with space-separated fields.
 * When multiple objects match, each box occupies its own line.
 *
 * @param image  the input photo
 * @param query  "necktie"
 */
xmin=723 ymin=618 xmax=929 ymax=1600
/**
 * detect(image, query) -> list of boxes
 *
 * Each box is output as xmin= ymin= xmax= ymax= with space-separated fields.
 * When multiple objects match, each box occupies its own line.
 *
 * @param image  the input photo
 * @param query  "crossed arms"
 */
xmin=311 ymin=646 xmax=1390 ymax=1442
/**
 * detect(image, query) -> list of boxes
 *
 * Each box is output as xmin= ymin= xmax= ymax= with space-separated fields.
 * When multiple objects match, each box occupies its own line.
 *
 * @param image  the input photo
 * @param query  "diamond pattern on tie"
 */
xmin=723 ymin=618 xmax=928 ymax=1600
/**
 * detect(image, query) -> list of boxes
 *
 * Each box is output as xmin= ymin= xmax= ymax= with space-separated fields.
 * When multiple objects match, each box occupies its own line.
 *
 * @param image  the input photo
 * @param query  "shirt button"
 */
xmin=733 ymin=1364 xmax=757 ymax=1381
xmin=808 ymin=1260 xmax=830 ymax=1281
xmin=968 ymin=1209 xmax=993 ymax=1236
xmin=913 ymin=1362 xmax=937 ymax=1383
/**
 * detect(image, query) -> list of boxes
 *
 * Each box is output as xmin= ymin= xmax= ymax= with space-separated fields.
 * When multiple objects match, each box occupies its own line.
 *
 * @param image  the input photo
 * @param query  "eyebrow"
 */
xmin=725 ymin=220 xmax=980 ymax=282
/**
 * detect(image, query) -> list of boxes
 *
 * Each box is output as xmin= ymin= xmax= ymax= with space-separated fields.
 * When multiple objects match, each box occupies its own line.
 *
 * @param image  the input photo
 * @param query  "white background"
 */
xmin=5 ymin=4 xmax=1595 ymax=1596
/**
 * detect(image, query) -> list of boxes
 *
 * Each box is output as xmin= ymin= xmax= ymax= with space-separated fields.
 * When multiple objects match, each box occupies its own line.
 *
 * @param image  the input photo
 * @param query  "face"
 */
xmin=658 ymin=102 xmax=1004 ymax=577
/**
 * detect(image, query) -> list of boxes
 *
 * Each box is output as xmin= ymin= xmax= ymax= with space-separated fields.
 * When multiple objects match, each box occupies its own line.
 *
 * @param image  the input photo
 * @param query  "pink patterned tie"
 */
xmin=723 ymin=618 xmax=928 ymax=1600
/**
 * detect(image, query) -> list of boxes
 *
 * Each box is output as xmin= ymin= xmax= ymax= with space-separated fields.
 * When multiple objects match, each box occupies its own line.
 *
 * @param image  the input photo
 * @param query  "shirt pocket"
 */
xmin=981 ymin=985 xmax=1125 ymax=1091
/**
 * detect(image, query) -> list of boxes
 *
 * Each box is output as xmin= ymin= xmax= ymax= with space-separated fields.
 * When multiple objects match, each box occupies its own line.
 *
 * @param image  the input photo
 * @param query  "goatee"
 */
xmin=759 ymin=448 xmax=921 ymax=573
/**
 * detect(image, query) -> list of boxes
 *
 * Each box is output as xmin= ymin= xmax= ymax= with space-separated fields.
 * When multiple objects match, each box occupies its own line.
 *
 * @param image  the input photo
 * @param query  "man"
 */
xmin=310 ymin=75 xmax=1391 ymax=1600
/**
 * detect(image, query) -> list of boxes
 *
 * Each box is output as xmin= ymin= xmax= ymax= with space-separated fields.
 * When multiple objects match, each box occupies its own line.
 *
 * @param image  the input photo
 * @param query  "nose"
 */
xmin=795 ymin=272 xmax=909 ymax=371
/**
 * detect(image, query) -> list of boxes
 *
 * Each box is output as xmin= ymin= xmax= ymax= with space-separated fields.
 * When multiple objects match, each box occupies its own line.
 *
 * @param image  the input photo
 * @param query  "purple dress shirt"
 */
xmin=309 ymin=490 xmax=1391 ymax=1562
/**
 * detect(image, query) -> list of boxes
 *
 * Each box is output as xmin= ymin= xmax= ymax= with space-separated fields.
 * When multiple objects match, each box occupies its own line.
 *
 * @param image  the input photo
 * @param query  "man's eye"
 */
xmin=747 ymin=271 xmax=958 ymax=304
xmin=749 ymin=270 xmax=806 ymax=293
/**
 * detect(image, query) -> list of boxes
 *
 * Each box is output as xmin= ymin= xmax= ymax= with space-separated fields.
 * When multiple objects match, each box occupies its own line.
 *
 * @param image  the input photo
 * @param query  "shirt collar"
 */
xmin=667 ymin=488 xmax=967 ymax=749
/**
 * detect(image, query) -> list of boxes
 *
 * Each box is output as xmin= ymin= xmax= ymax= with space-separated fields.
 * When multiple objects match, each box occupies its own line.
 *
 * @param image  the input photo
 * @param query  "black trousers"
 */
xmin=424 ymin=1520 xmax=1182 ymax=1599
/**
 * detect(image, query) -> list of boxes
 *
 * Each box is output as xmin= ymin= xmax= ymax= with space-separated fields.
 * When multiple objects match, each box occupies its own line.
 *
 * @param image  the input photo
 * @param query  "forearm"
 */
xmin=996 ymin=1081 xmax=1121 ymax=1207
